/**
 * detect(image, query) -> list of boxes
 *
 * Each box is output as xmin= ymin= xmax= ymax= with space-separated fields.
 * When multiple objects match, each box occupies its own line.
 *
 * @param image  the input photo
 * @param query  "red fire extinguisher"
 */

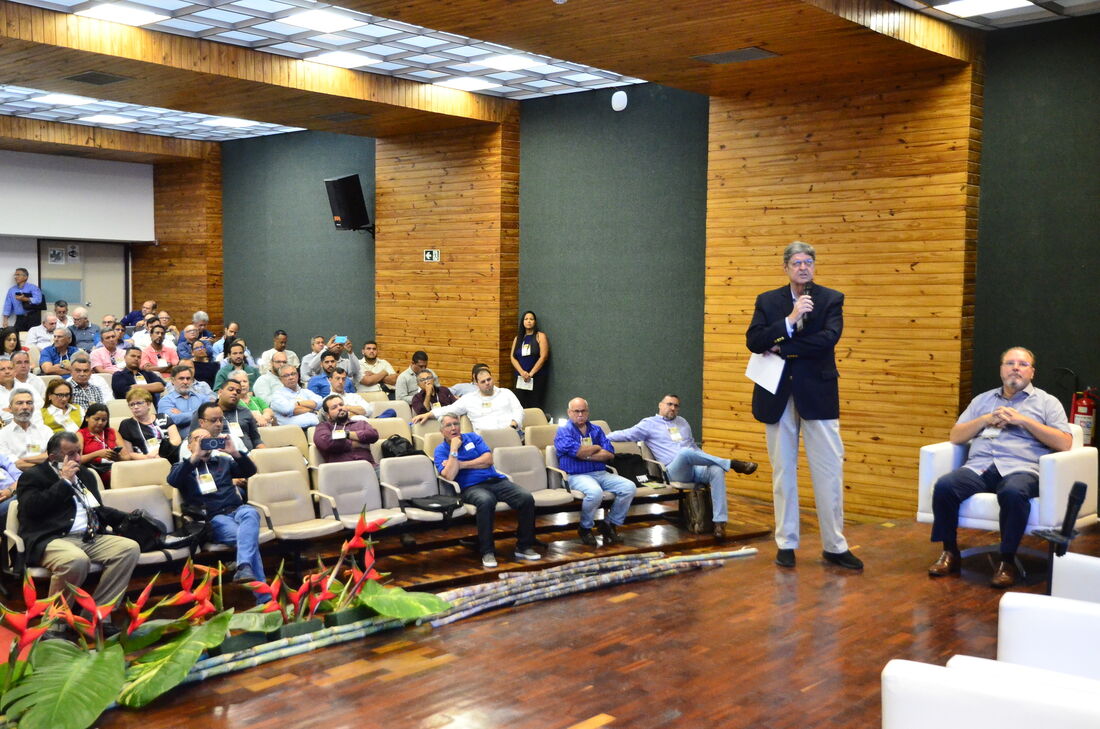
xmin=1070 ymin=387 xmax=1098 ymax=446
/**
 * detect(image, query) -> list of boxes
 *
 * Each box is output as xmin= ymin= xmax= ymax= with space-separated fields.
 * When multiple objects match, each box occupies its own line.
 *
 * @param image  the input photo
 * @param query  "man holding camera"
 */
xmin=168 ymin=403 xmax=265 ymax=586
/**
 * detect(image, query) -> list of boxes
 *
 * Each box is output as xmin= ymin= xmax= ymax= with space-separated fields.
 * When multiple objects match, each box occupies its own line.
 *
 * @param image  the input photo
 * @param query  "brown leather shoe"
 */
xmin=991 ymin=561 xmax=1017 ymax=589
xmin=713 ymin=521 xmax=726 ymax=540
xmin=928 ymin=551 xmax=961 ymax=577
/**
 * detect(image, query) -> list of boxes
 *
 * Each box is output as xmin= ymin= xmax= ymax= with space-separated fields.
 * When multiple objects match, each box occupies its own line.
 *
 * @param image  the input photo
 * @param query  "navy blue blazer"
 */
xmin=745 ymin=283 xmax=844 ymax=424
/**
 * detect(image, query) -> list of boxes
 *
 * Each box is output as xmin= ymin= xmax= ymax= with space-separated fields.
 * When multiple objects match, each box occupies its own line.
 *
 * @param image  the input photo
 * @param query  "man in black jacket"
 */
xmin=746 ymin=241 xmax=862 ymax=571
xmin=17 ymin=432 xmax=140 ymax=604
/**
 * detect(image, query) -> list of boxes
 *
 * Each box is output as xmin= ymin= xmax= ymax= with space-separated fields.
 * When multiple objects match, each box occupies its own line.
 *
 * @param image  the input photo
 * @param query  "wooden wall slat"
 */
xmin=703 ymin=63 xmax=981 ymax=520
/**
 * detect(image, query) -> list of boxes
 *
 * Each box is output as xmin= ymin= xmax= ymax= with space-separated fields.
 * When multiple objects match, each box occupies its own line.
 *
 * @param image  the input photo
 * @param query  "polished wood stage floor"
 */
xmin=89 ymin=495 xmax=1100 ymax=729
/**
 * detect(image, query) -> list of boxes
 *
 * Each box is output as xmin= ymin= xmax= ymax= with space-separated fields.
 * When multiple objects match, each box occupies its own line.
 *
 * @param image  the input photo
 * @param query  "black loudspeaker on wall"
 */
xmin=324 ymin=174 xmax=374 ymax=235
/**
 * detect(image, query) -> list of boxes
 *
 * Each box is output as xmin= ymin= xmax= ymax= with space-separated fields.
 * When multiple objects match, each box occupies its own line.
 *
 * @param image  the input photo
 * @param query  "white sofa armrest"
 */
xmin=916 ymin=441 xmax=968 ymax=520
xmin=997 ymin=592 xmax=1100 ymax=680
xmin=1035 ymin=446 xmax=1098 ymax=527
xmin=1052 ymin=552 xmax=1100 ymax=603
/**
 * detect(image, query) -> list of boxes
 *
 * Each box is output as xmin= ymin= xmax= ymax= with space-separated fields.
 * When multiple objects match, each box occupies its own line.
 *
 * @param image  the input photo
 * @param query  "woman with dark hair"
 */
xmin=0 ymin=327 xmax=24 ymax=358
xmin=78 ymin=403 xmax=121 ymax=486
xmin=509 ymin=310 xmax=551 ymax=409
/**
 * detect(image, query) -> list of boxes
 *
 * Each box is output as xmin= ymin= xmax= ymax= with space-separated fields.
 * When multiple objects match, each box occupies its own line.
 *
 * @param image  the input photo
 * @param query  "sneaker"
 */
xmin=481 ymin=553 xmax=498 ymax=569
xmin=822 ymin=550 xmax=864 ymax=571
xmin=233 ymin=564 xmax=258 ymax=584
xmin=514 ymin=548 xmax=542 ymax=561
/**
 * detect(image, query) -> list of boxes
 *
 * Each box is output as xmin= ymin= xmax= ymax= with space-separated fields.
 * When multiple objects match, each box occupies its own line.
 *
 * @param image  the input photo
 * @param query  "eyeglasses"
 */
xmin=50 ymin=392 xmax=71 ymax=398
xmin=788 ymin=258 xmax=815 ymax=268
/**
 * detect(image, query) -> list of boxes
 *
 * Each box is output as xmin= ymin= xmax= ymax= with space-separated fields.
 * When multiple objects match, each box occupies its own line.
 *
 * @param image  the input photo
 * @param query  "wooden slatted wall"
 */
xmin=703 ymin=64 xmax=981 ymax=520
xmin=374 ymin=114 xmax=520 ymax=386
xmin=135 ymin=152 xmax=224 ymax=329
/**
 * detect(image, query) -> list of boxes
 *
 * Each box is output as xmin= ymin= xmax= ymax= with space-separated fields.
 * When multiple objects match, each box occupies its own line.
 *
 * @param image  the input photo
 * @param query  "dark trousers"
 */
xmin=930 ymin=466 xmax=1039 ymax=555
xmin=462 ymin=477 xmax=536 ymax=556
xmin=14 ymin=311 xmax=40 ymax=332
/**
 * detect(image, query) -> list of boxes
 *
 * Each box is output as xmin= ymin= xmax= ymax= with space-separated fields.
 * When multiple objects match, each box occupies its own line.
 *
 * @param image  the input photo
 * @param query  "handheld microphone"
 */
xmin=1060 ymin=481 xmax=1087 ymax=537
xmin=802 ymin=281 xmax=813 ymax=324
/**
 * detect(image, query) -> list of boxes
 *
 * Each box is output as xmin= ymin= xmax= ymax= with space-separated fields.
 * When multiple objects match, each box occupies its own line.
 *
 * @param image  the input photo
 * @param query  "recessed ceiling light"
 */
xmin=282 ymin=9 xmax=362 ymax=33
xmin=198 ymin=116 xmax=259 ymax=128
xmin=473 ymin=54 xmax=538 ymax=72
xmin=434 ymin=77 xmax=499 ymax=92
xmin=75 ymin=3 xmax=170 ymax=26
xmin=936 ymin=0 xmax=1034 ymax=17
xmin=78 ymin=114 xmax=136 ymax=124
xmin=28 ymin=93 xmax=97 ymax=106
xmin=307 ymin=51 xmax=380 ymax=69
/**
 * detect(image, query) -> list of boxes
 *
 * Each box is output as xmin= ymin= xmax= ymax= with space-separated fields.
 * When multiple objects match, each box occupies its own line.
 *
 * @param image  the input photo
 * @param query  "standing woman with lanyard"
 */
xmin=509 ymin=310 xmax=550 ymax=410
xmin=117 ymin=387 xmax=181 ymax=462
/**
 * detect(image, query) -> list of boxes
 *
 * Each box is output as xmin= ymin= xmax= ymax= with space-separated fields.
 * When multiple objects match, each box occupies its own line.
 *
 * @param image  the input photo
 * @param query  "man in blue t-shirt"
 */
xmin=433 ymin=413 xmax=541 ymax=569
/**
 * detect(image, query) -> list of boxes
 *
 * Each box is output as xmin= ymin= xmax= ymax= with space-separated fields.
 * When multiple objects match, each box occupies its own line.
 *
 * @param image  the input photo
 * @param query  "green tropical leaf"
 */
xmin=117 ymin=610 xmax=233 ymax=708
xmin=1 ymin=641 xmax=124 ymax=729
xmin=361 ymin=586 xmax=450 ymax=620
xmin=119 ymin=618 xmax=188 ymax=653
xmin=227 ymin=610 xmax=283 ymax=634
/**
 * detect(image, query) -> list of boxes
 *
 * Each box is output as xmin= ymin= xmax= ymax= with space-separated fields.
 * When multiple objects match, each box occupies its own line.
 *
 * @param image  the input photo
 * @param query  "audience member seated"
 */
xmin=25 ymin=314 xmax=57 ymax=351
xmin=302 ymin=337 xmax=361 ymax=389
xmin=190 ymin=310 xmax=215 ymax=340
xmin=89 ymin=327 xmax=126 ymax=374
xmin=253 ymin=351 xmax=287 ymax=404
xmin=259 ymin=329 xmax=299 ymax=374
xmin=555 ymin=397 xmax=636 ymax=546
xmin=169 ymin=424 xmax=266 ymax=588
xmin=68 ymin=307 xmax=101 ymax=352
xmin=42 ymin=379 xmax=83 ymax=435
xmin=100 ymin=314 xmax=116 ymax=333
xmin=232 ymin=372 xmax=275 ymax=427
xmin=0 ymin=389 xmax=52 ymax=470
xmin=450 ymin=362 xmax=489 ymax=398
xmin=298 ymin=335 xmax=325 ymax=379
xmin=411 ymin=370 xmax=457 ymax=415
xmin=157 ymin=365 xmax=211 ymax=439
xmin=313 ymin=394 xmax=378 ymax=465
xmin=11 ymin=351 xmax=44 ymax=399
xmin=0 ymin=326 xmax=25 ymax=359
xmin=133 ymin=315 xmax=175 ymax=350
xmin=188 ymin=340 xmax=220 ymax=388
xmin=111 ymin=347 xmax=166 ymax=402
xmin=433 ymin=413 xmax=541 ymax=569
xmin=213 ymin=341 xmax=260 ymax=390
xmin=120 ymin=300 xmax=155 ymax=327
xmin=68 ymin=355 xmax=111 ymax=407
xmin=156 ymin=311 xmax=180 ymax=339
xmin=39 ymin=327 xmax=80 ymax=376
xmin=118 ymin=388 xmax=179 ymax=461
xmin=307 ymin=349 xmax=341 ymax=398
xmin=271 ymin=365 xmax=322 ymax=428
xmin=112 ymin=322 xmax=133 ymax=349
xmin=184 ymin=379 xmax=264 ymax=454
xmin=396 ymin=350 xmax=439 ymax=404
xmin=0 ymin=359 xmax=43 ymax=423
xmin=357 ymin=340 xmax=396 ymax=393
xmin=327 ymin=368 xmax=370 ymax=419
xmin=77 ymin=403 xmax=121 ymax=488
xmin=52 ymin=300 xmax=73 ymax=329
xmin=140 ymin=324 xmax=179 ymax=375
xmin=17 ymin=432 xmax=139 ymax=611
xmin=211 ymin=323 xmax=254 ymax=364
xmin=0 ymin=450 xmax=19 ymax=523
xmin=175 ymin=324 xmax=200 ymax=361
xmin=412 ymin=367 xmax=523 ymax=434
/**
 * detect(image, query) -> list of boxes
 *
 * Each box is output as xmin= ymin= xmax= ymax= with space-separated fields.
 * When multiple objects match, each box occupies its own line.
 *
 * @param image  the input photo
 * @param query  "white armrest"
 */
xmin=882 ymin=658 xmax=1100 ymax=729
xmin=4 ymin=527 xmax=25 ymax=554
xmin=997 ymin=592 xmax=1100 ymax=680
xmin=437 ymin=476 xmax=461 ymax=495
xmin=309 ymin=491 xmax=339 ymax=520
xmin=245 ymin=500 xmax=274 ymax=529
xmin=379 ymin=482 xmax=404 ymax=511
xmin=947 ymin=655 xmax=1100 ymax=693
xmin=1035 ymin=446 xmax=1098 ymax=526
xmin=1052 ymin=552 xmax=1100 ymax=604
xmin=916 ymin=441 xmax=968 ymax=519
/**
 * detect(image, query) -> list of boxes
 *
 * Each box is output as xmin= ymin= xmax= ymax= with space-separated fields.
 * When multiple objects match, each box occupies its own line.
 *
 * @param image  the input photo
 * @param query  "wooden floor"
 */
xmin=94 ymin=495 xmax=1100 ymax=729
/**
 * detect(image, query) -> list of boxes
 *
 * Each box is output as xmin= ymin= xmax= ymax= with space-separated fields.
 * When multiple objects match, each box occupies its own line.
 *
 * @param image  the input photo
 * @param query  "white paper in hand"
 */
xmin=746 ymin=352 xmax=785 ymax=395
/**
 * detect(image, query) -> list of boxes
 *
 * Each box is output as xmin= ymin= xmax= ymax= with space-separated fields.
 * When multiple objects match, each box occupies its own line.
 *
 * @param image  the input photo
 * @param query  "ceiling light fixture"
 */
xmin=307 ymin=51 xmax=380 ymax=69
xmin=935 ymin=0 xmax=1034 ymax=17
xmin=28 ymin=93 xmax=97 ymax=106
xmin=433 ymin=77 xmax=499 ymax=92
xmin=281 ymin=9 xmax=362 ymax=33
xmin=75 ymin=3 xmax=170 ymax=26
xmin=473 ymin=54 xmax=539 ymax=71
xmin=78 ymin=113 xmax=136 ymax=124
xmin=198 ymin=117 xmax=259 ymax=128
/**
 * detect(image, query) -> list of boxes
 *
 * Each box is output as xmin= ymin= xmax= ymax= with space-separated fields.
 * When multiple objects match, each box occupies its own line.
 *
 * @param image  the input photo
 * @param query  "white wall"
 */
xmin=0 ymin=150 xmax=154 ymax=241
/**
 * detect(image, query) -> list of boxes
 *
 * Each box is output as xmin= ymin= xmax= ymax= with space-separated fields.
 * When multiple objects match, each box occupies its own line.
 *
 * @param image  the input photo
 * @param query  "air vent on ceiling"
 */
xmin=316 ymin=111 xmax=371 ymax=123
xmin=693 ymin=47 xmax=779 ymax=64
xmin=63 ymin=70 xmax=132 ymax=85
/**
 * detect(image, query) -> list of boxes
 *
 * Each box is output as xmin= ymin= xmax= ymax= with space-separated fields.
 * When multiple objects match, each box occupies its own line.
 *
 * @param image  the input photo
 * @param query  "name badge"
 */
xmin=464 ymin=441 xmax=475 ymax=451
xmin=668 ymin=426 xmax=683 ymax=442
xmin=134 ymin=374 xmax=146 ymax=385
xmin=581 ymin=437 xmax=592 ymax=447
xmin=60 ymin=359 xmax=70 ymax=368
xmin=146 ymin=437 xmax=160 ymax=452
xmin=431 ymin=401 xmax=440 ymax=410
xmin=227 ymin=421 xmax=244 ymax=437
xmin=82 ymin=488 xmax=100 ymax=508
xmin=198 ymin=472 xmax=217 ymax=494
xmin=157 ymin=358 xmax=167 ymax=368
xmin=481 ymin=401 xmax=492 ymax=408
xmin=979 ymin=426 xmax=1001 ymax=440
xmin=26 ymin=444 xmax=41 ymax=454
xmin=331 ymin=429 xmax=347 ymax=441
xmin=521 ymin=343 xmax=532 ymax=356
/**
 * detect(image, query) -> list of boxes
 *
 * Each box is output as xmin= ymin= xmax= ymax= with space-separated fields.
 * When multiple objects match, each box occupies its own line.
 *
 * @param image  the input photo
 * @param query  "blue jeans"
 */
xmin=211 ymin=506 xmax=267 ymax=598
xmin=666 ymin=449 xmax=730 ymax=522
xmin=569 ymin=470 xmax=636 ymax=528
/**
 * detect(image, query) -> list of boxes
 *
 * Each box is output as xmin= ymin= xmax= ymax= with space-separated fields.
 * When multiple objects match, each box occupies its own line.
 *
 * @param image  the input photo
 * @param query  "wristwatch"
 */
xmin=449 ymin=451 xmax=458 ymax=458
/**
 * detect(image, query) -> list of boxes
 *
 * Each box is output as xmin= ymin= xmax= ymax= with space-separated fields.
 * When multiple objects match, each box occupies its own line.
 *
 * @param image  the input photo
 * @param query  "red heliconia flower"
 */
xmin=181 ymin=600 xmax=216 ymax=623
xmin=19 ymin=574 xmax=52 ymax=620
xmin=125 ymin=575 xmax=161 ymax=635
xmin=260 ymin=600 xmax=282 ymax=614
xmin=192 ymin=563 xmax=223 ymax=578
xmin=287 ymin=581 xmax=310 ymax=616
xmin=16 ymin=625 xmax=50 ymax=655
xmin=347 ymin=514 xmax=386 ymax=549
xmin=2 ymin=610 xmax=31 ymax=634
xmin=180 ymin=560 xmax=195 ymax=592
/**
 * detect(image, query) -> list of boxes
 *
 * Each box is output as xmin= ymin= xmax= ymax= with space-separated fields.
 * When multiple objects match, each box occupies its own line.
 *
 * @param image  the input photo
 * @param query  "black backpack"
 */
xmin=611 ymin=453 xmax=652 ymax=487
xmin=116 ymin=509 xmax=168 ymax=552
xmin=380 ymin=434 xmax=422 ymax=459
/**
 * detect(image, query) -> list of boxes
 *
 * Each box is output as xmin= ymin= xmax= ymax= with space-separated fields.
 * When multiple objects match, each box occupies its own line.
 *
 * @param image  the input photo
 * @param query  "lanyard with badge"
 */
xmin=197 ymin=462 xmax=217 ymax=495
xmin=668 ymin=425 xmax=683 ymax=442
xmin=143 ymin=419 xmax=163 ymax=453
xmin=226 ymin=410 xmax=244 ymax=438
xmin=521 ymin=337 xmax=532 ymax=357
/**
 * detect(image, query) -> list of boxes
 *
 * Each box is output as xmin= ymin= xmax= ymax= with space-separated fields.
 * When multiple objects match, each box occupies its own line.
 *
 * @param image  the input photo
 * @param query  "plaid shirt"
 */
xmin=70 ymin=380 xmax=108 ymax=408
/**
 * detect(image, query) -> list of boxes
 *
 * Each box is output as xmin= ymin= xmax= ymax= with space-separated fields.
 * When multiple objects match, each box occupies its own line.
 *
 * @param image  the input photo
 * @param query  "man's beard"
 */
xmin=13 ymin=412 xmax=31 ymax=424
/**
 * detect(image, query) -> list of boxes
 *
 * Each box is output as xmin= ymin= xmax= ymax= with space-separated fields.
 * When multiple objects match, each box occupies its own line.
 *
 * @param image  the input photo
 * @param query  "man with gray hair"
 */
xmin=68 ymin=307 xmax=101 ymax=352
xmin=746 ymin=241 xmax=862 ymax=571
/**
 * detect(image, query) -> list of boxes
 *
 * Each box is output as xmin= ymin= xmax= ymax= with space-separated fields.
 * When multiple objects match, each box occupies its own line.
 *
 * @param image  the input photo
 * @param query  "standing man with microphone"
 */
xmin=746 ymin=241 xmax=862 ymax=571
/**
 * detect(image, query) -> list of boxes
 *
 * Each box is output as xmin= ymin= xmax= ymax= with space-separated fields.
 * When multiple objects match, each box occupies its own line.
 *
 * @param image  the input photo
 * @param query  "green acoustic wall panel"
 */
xmin=519 ymin=84 xmax=709 ymax=430
xmin=222 ymin=130 xmax=376 ymax=357
xmin=974 ymin=15 xmax=1100 ymax=407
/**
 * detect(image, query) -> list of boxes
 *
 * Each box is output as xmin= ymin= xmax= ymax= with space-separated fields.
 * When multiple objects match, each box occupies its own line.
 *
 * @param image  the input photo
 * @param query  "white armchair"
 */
xmin=997 ymin=591 xmax=1100 ymax=680
xmin=916 ymin=423 xmax=1097 ymax=549
xmin=1052 ymin=551 xmax=1100 ymax=603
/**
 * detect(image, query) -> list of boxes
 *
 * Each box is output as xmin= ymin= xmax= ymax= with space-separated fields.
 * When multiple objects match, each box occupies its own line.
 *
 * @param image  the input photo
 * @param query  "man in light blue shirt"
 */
xmin=928 ymin=346 xmax=1071 ymax=588
xmin=270 ymin=365 xmax=322 ymax=428
xmin=2 ymin=268 xmax=43 ymax=332
xmin=609 ymin=394 xmax=757 ymax=540
xmin=157 ymin=365 xmax=213 ymax=439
